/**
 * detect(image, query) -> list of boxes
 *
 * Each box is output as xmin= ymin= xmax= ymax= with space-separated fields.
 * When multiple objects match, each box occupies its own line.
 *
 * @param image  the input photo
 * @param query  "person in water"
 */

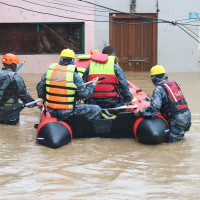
xmin=36 ymin=48 xmax=102 ymax=121
xmin=0 ymin=53 xmax=35 ymax=125
xmin=82 ymin=46 xmax=133 ymax=108
xmin=134 ymin=65 xmax=191 ymax=143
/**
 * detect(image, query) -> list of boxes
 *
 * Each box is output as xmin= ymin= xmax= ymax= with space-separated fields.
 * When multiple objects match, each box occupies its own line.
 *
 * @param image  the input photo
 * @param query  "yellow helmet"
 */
xmin=60 ymin=49 xmax=75 ymax=59
xmin=150 ymin=65 xmax=166 ymax=76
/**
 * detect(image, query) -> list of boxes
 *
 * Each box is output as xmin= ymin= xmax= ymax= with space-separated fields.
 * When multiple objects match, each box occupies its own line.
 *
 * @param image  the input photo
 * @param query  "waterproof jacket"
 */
xmin=138 ymin=74 xmax=191 ymax=142
xmin=0 ymin=68 xmax=34 ymax=122
xmin=138 ymin=74 xmax=189 ymax=119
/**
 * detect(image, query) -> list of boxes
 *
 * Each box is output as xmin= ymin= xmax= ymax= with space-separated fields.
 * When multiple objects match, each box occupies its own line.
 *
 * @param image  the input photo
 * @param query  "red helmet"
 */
xmin=89 ymin=49 xmax=101 ymax=55
xmin=2 ymin=53 xmax=19 ymax=65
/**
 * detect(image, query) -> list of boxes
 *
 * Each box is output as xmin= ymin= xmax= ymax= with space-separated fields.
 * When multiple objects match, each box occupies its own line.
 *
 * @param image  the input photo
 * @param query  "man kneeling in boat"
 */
xmin=134 ymin=65 xmax=191 ymax=143
xmin=36 ymin=49 xmax=102 ymax=121
xmin=82 ymin=46 xmax=133 ymax=109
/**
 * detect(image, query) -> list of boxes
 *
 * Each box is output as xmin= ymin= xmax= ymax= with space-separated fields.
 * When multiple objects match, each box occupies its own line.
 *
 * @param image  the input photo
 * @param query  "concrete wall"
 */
xmin=94 ymin=0 xmax=200 ymax=72
xmin=1 ymin=0 xmax=200 ymax=72
xmin=94 ymin=0 xmax=131 ymax=51
xmin=0 ymin=0 xmax=95 ymax=73
xmin=136 ymin=0 xmax=200 ymax=72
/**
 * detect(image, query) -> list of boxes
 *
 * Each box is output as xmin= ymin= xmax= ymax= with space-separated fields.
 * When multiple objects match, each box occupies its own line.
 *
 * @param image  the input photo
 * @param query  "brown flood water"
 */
xmin=0 ymin=72 xmax=200 ymax=200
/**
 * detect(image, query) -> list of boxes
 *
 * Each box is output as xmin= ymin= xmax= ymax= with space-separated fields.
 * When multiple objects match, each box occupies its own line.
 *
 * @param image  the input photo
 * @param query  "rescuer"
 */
xmin=134 ymin=65 xmax=191 ymax=143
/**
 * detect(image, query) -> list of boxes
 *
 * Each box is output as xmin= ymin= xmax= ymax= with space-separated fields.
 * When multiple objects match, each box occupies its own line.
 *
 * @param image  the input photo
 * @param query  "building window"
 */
xmin=0 ymin=23 xmax=84 ymax=55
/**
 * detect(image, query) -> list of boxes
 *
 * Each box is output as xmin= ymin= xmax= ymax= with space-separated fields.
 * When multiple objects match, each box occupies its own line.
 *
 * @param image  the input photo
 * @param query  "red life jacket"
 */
xmin=88 ymin=55 xmax=119 ymax=99
xmin=162 ymin=80 xmax=188 ymax=115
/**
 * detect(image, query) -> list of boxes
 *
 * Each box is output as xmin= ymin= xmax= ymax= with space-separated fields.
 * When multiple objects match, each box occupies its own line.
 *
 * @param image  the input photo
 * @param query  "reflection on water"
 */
xmin=0 ymin=72 xmax=200 ymax=200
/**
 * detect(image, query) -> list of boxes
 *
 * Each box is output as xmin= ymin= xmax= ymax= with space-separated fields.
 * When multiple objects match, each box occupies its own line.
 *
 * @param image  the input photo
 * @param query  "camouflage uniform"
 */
xmin=37 ymin=72 xmax=102 ymax=121
xmin=138 ymin=74 xmax=191 ymax=143
xmin=82 ymin=64 xmax=133 ymax=108
xmin=0 ymin=68 xmax=34 ymax=125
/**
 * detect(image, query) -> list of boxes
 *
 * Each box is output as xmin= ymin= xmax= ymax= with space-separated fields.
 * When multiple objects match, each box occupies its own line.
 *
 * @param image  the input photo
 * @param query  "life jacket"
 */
xmin=75 ymin=55 xmax=91 ymax=77
xmin=77 ymin=67 xmax=86 ymax=77
xmin=161 ymin=80 xmax=188 ymax=118
xmin=88 ymin=55 xmax=119 ymax=99
xmin=45 ymin=63 xmax=77 ymax=109
xmin=0 ymin=70 xmax=17 ymax=108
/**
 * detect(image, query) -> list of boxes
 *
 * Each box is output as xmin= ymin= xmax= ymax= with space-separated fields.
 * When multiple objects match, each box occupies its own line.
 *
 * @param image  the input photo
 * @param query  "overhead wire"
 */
xmin=177 ymin=24 xmax=200 ymax=43
xmin=181 ymin=24 xmax=200 ymax=39
xmin=21 ymin=0 xmax=108 ymax=18
xmin=76 ymin=0 xmax=171 ymax=24
xmin=40 ymin=0 xmax=109 ymax=13
xmin=55 ymin=0 xmax=109 ymax=12
xmin=0 ymin=0 xmax=194 ymax=26
xmin=0 ymin=1 xmax=164 ymax=25
xmin=77 ymin=0 xmax=200 ymax=43
xmin=0 ymin=0 xmax=199 ymax=43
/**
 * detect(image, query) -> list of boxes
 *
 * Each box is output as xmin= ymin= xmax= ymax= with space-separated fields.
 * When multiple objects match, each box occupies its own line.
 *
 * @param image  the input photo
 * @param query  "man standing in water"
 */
xmin=0 ymin=53 xmax=35 ymax=125
xmin=37 ymin=48 xmax=102 ymax=121
xmin=134 ymin=65 xmax=191 ymax=143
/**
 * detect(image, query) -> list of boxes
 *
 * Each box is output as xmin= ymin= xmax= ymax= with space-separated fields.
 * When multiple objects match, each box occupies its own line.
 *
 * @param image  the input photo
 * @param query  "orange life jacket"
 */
xmin=45 ymin=63 xmax=77 ymax=109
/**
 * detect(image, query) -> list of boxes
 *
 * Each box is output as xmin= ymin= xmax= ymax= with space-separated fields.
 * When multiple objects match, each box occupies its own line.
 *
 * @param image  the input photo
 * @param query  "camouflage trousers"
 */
xmin=48 ymin=101 xmax=102 ymax=121
xmin=168 ymin=109 xmax=191 ymax=143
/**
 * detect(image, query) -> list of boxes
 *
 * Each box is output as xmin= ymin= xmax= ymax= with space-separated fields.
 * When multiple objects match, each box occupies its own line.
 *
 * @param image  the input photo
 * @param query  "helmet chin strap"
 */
xmin=3 ymin=63 xmax=17 ymax=71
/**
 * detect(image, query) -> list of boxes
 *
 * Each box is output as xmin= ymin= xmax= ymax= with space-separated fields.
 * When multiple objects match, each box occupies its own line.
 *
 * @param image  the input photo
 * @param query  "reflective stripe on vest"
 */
xmin=88 ymin=56 xmax=119 ymax=98
xmin=162 ymin=80 xmax=188 ymax=112
xmin=45 ymin=63 xmax=77 ymax=109
xmin=77 ymin=67 xmax=86 ymax=77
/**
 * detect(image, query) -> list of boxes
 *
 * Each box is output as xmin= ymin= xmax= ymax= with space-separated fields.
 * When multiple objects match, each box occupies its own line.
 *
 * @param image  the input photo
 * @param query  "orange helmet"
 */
xmin=89 ymin=49 xmax=101 ymax=55
xmin=2 ymin=53 xmax=19 ymax=65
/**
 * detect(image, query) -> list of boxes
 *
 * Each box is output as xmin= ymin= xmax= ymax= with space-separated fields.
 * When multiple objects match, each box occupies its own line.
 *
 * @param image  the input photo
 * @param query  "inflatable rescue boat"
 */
xmin=35 ymin=54 xmax=169 ymax=148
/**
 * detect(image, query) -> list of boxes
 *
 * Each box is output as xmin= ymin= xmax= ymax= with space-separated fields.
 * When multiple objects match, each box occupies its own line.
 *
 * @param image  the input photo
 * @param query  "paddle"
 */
xmin=102 ymin=104 xmax=138 ymax=111
xmin=16 ymin=59 xmax=26 ymax=72
xmin=85 ymin=76 xmax=106 ymax=85
xmin=0 ymin=98 xmax=42 ymax=121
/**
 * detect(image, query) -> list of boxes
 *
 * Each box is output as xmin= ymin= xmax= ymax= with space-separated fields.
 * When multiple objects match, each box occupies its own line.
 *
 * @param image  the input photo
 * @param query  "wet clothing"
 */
xmin=82 ymin=56 xmax=133 ymax=108
xmin=138 ymin=74 xmax=191 ymax=143
xmin=88 ymin=56 xmax=120 ymax=99
xmin=0 ymin=68 xmax=34 ymax=125
xmin=45 ymin=63 xmax=77 ymax=110
xmin=36 ymin=64 xmax=102 ymax=121
xmin=161 ymin=80 xmax=188 ymax=118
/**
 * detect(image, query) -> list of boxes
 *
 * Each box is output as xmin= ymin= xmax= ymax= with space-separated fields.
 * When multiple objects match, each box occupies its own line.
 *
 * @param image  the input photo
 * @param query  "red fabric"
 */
xmin=88 ymin=74 xmax=119 ymax=98
xmin=133 ymin=117 xmax=144 ymax=142
xmin=37 ymin=117 xmax=57 ymax=136
xmin=37 ymin=106 xmax=73 ymax=141
xmin=90 ymin=53 xmax=108 ymax=63
xmin=75 ymin=59 xmax=91 ymax=69
xmin=127 ymin=80 xmax=151 ymax=112
xmin=163 ymin=80 xmax=188 ymax=111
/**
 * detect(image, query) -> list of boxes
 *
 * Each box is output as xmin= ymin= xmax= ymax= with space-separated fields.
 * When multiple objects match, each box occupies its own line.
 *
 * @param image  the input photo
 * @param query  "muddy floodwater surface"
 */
xmin=0 ymin=72 xmax=200 ymax=200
